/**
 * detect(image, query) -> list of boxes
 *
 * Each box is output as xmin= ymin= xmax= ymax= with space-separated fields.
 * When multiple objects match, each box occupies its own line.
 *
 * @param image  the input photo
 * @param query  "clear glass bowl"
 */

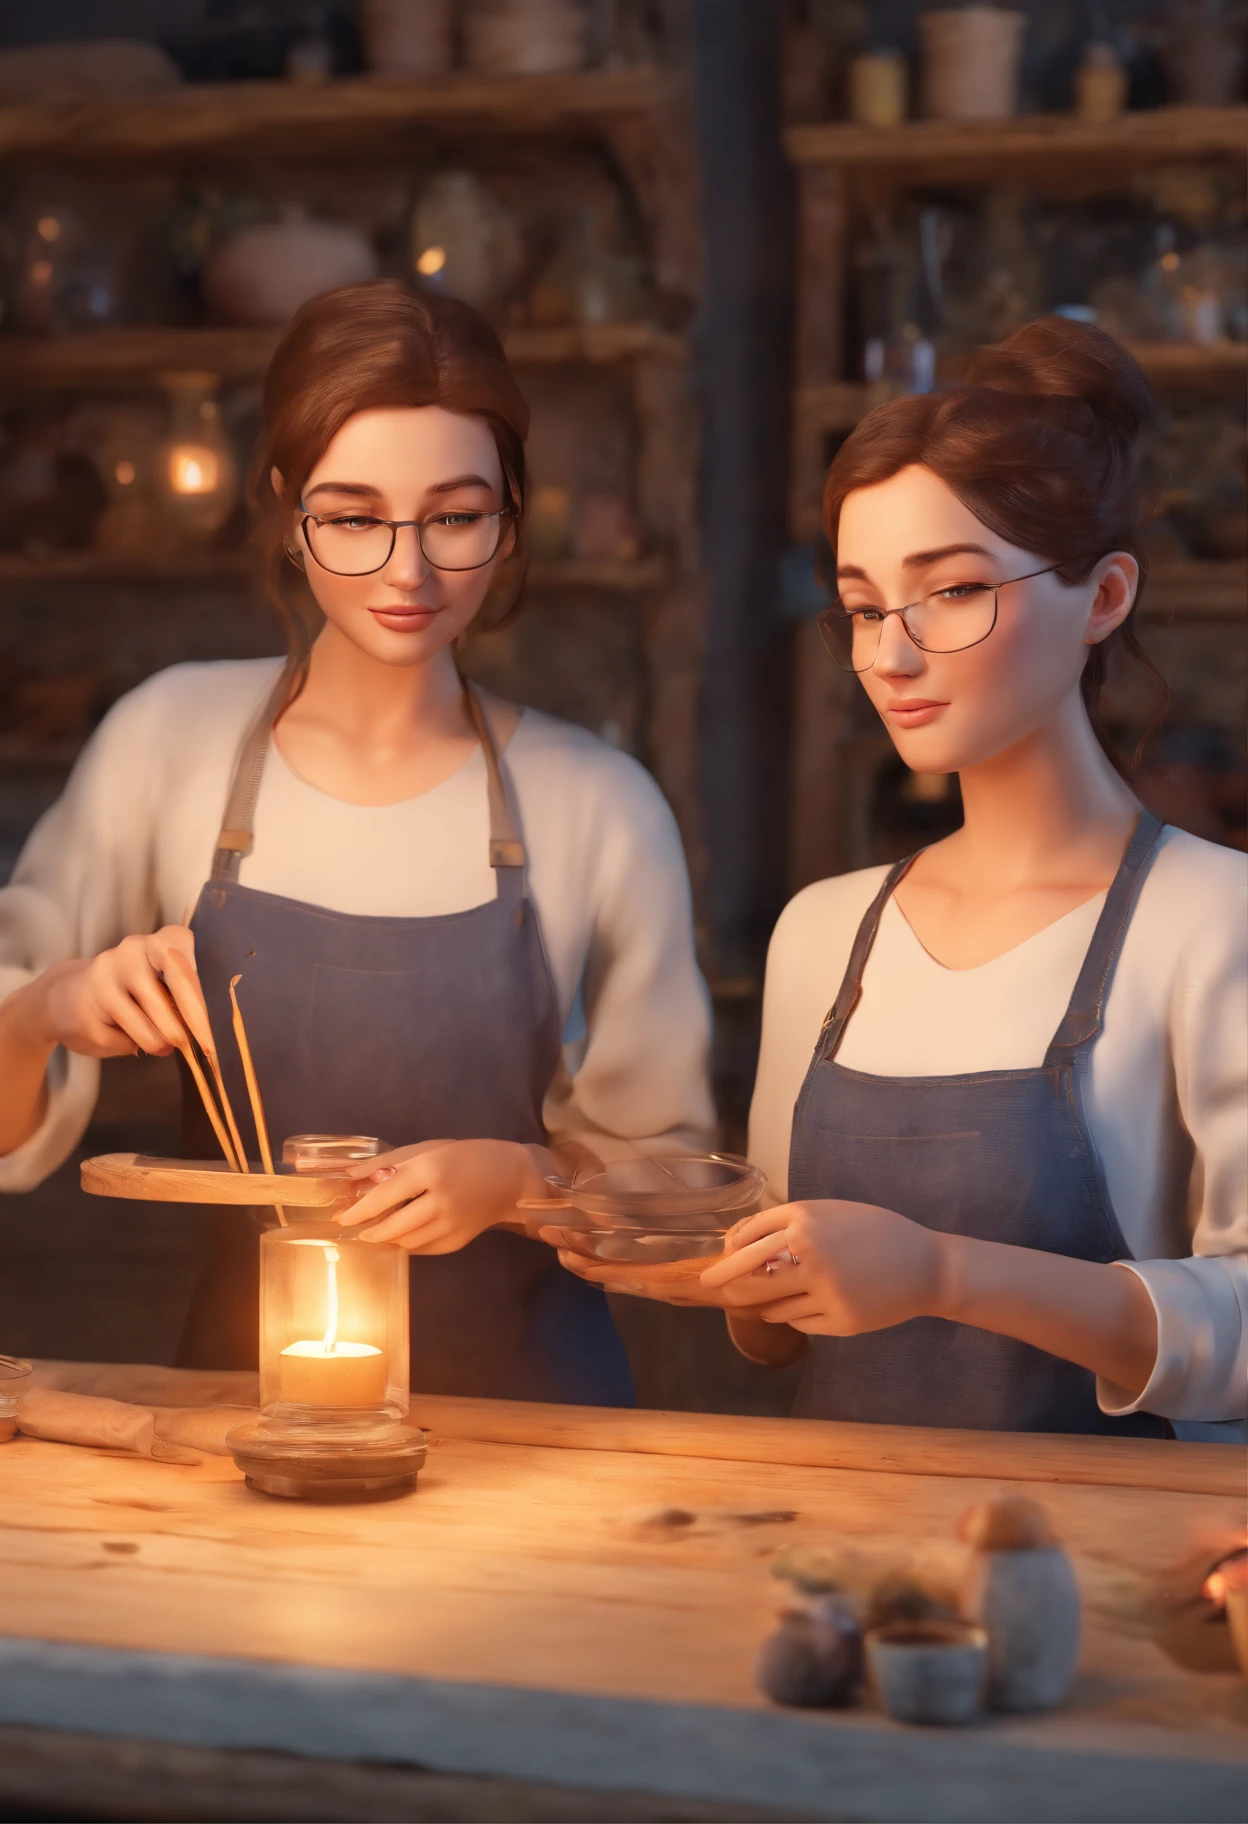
xmin=550 ymin=1153 xmax=764 ymax=1264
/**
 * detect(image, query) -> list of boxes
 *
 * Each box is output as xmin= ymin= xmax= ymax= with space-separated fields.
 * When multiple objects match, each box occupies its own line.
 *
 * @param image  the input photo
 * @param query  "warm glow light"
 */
xmin=1203 ymin=1552 xmax=1248 ymax=1609
xmin=1160 ymin=251 xmax=1180 ymax=273
xmin=30 ymin=259 xmax=52 ymax=284
xmin=36 ymin=216 xmax=61 ymax=242
xmin=114 ymin=459 xmax=136 ymax=487
xmin=169 ymin=444 xmax=221 ymax=496
xmin=277 ymin=1240 xmax=385 ymax=1405
xmin=417 ymin=244 xmax=447 ymax=276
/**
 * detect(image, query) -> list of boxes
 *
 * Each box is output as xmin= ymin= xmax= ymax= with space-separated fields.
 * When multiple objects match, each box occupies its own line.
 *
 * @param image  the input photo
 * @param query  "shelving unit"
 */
xmin=783 ymin=105 xmax=1248 ymax=889
xmin=0 ymin=67 xmax=706 ymax=879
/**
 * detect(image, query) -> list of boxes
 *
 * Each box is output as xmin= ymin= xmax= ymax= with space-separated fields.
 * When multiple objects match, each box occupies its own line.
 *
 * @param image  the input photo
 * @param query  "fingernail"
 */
xmin=371 ymin=1166 xmax=397 ymax=1182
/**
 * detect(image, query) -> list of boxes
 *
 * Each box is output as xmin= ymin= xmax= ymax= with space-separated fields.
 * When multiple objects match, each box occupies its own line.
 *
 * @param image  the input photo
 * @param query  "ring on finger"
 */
xmin=759 ymin=1244 xmax=800 ymax=1277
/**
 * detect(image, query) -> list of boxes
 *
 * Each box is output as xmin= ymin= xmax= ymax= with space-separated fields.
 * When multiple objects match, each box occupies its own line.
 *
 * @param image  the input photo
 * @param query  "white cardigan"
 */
xmin=749 ymin=829 xmax=1248 ymax=1436
xmin=0 ymin=658 xmax=715 ymax=1188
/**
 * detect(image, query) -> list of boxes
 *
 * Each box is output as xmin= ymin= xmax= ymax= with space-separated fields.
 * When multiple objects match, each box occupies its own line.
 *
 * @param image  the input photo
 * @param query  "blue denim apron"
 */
xmin=788 ymin=810 xmax=1167 ymax=1436
xmin=175 ymin=669 xmax=634 ymax=1407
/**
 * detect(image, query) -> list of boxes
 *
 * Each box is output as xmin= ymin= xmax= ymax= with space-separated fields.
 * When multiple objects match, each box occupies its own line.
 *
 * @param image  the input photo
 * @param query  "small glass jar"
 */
xmin=0 ymin=1355 xmax=32 ymax=1443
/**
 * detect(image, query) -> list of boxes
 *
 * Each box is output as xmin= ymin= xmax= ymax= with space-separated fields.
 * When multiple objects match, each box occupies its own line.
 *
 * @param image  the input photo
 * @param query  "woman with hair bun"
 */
xmin=0 ymin=281 xmax=712 ymax=1404
xmin=568 ymin=316 xmax=1247 ymax=1439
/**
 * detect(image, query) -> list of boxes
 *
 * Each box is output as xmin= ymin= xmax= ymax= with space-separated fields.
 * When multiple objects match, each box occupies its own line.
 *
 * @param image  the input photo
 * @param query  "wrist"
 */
xmin=927 ymin=1229 xmax=965 ymax=1323
xmin=1 ymin=974 xmax=60 ymax=1057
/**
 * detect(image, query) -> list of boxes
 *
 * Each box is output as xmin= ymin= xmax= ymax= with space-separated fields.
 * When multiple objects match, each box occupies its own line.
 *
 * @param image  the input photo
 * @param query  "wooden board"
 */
xmin=79 ymin=1153 xmax=345 ymax=1210
xmin=0 ymin=1368 xmax=1243 ymax=1822
xmin=785 ymin=105 xmax=1248 ymax=175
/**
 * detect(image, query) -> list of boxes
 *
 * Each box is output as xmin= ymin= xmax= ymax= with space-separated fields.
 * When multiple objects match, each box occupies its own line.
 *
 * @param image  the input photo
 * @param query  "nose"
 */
xmin=383 ymin=523 xmax=430 ymax=589
xmin=872 ymin=610 xmax=924 ymax=680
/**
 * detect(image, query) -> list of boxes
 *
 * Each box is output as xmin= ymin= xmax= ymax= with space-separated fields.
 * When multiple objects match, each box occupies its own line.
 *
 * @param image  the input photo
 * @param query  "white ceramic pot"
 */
xmin=918 ymin=7 xmax=1027 ymax=120
xmin=964 ymin=1545 xmax=1081 ymax=1712
xmin=866 ymin=1621 xmax=987 ymax=1726
xmin=204 ymin=214 xmax=379 ymax=326
xmin=359 ymin=0 xmax=454 ymax=76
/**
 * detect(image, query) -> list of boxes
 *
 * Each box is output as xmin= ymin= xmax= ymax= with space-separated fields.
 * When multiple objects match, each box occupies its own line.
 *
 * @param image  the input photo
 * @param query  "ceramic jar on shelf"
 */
xmin=359 ymin=0 xmax=454 ymax=75
xmin=410 ymin=170 xmax=523 ymax=315
xmin=463 ymin=0 xmax=589 ymax=75
xmin=917 ymin=7 xmax=1027 ymax=121
xmin=203 ymin=208 xmax=378 ymax=327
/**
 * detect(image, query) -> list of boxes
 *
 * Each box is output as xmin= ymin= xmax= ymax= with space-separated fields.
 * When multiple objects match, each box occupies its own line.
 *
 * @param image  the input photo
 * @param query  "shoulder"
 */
xmin=94 ymin=657 xmax=284 ymax=752
xmin=770 ymin=864 xmax=893 ymax=966
xmin=1134 ymin=826 xmax=1248 ymax=968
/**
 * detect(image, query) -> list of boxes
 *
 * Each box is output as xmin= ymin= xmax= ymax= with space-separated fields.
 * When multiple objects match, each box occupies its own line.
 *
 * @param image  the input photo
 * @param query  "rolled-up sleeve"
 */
xmin=1098 ymin=862 xmax=1248 ymax=1429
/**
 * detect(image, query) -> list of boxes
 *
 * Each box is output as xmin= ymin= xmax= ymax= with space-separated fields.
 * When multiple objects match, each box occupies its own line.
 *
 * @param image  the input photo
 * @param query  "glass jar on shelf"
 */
xmin=158 ymin=371 xmax=239 ymax=544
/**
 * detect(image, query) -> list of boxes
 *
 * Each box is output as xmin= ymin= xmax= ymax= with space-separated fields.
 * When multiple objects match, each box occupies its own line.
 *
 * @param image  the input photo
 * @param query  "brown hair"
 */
xmin=821 ymin=316 xmax=1169 ymax=772
xmin=247 ymin=279 xmax=530 ymax=694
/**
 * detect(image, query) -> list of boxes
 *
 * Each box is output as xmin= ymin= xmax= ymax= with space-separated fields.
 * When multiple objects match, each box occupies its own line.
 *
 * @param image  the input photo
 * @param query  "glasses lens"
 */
xmin=304 ymin=516 xmax=394 ymax=576
xmin=818 ymin=602 xmax=880 ymax=673
xmin=420 ymin=512 xmax=502 ymax=571
xmin=908 ymin=583 xmax=997 ymax=653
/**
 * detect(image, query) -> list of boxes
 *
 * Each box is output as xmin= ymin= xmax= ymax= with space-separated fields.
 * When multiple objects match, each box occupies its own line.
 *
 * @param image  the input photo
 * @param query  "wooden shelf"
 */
xmin=0 ymin=321 xmax=687 ymax=390
xmin=786 ymin=105 xmax=1248 ymax=177
xmin=0 ymin=549 xmax=670 ymax=591
xmin=0 ymin=68 xmax=669 ymax=163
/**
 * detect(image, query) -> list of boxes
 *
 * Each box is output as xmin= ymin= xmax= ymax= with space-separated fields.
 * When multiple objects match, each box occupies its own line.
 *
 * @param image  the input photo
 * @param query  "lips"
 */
xmin=368 ymin=604 xmax=439 ymax=632
xmin=886 ymin=698 xmax=948 ymax=728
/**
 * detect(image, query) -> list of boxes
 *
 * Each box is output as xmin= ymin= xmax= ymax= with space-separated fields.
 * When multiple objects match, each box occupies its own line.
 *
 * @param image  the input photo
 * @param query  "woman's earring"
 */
xmin=283 ymin=540 xmax=306 ymax=570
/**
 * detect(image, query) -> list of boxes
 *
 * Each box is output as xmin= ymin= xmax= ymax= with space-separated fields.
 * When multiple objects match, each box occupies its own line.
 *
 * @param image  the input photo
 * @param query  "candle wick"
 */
xmin=322 ymin=1242 xmax=340 ymax=1355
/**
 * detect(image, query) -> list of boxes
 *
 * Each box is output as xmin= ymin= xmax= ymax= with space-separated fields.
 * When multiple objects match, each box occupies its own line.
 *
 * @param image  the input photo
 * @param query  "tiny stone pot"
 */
xmin=756 ymin=1600 xmax=862 ymax=1709
xmin=866 ymin=1620 xmax=987 ymax=1726
xmin=965 ymin=1545 xmax=1081 ymax=1712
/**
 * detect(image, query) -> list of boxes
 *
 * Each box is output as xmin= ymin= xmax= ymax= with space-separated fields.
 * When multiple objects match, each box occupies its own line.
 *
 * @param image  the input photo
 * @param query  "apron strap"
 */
xmin=816 ymin=850 xmax=921 ymax=1064
xmin=211 ymin=662 xmax=301 ymax=883
xmin=209 ymin=664 xmax=529 ymax=890
xmin=1044 ymin=809 xmax=1166 ymax=1063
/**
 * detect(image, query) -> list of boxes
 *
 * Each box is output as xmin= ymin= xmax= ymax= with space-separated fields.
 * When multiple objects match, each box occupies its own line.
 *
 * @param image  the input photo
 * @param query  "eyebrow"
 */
xmin=836 ymin=542 xmax=996 ymax=582
xmin=302 ymin=473 xmax=496 ymax=504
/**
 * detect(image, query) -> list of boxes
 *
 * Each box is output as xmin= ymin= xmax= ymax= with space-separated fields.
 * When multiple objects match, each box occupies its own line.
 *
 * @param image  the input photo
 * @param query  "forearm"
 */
xmin=934 ymin=1233 xmax=1159 ymax=1398
xmin=726 ymin=1312 xmax=809 ymax=1369
xmin=0 ymin=981 xmax=54 ymax=1155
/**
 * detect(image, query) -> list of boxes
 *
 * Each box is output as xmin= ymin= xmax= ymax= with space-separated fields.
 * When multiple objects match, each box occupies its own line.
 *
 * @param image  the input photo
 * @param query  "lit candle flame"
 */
xmin=169 ymin=445 xmax=221 ymax=496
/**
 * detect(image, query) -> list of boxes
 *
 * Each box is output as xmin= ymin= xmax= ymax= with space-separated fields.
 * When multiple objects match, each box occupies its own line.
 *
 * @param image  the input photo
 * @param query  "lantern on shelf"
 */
xmin=158 ymin=370 xmax=238 ymax=543
xmin=226 ymin=1135 xmax=426 ymax=1501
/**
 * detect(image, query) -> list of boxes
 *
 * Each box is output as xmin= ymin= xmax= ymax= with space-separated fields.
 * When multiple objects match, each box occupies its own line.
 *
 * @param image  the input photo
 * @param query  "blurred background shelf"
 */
xmin=786 ymin=105 xmax=1248 ymax=176
xmin=0 ymin=322 xmax=689 ymax=389
xmin=0 ymin=68 xmax=671 ymax=161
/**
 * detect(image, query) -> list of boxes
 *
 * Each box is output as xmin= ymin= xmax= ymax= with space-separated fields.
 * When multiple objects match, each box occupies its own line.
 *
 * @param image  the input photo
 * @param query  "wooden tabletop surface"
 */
xmin=0 ymin=1363 xmax=1243 ymax=1823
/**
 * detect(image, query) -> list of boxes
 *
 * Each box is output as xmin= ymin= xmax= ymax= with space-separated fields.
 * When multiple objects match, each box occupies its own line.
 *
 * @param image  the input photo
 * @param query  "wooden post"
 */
xmin=690 ymin=0 xmax=794 ymax=979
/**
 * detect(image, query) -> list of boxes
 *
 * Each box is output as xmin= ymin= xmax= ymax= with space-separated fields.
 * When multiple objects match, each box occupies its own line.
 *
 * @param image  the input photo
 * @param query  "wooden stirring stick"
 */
xmin=166 ymin=950 xmax=249 ymax=1173
xmin=229 ymin=975 xmax=285 ymax=1226
xmin=179 ymin=1039 xmax=241 ymax=1172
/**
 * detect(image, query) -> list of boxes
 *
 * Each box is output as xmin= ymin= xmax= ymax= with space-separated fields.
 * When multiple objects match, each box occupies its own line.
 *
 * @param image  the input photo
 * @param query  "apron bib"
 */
xmin=175 ymin=667 xmax=634 ymax=1407
xmin=787 ymin=811 xmax=1168 ymax=1437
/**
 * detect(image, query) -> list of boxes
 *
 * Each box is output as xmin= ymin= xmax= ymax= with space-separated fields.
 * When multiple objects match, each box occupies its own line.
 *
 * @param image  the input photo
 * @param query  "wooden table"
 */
xmin=0 ymin=1364 xmax=1243 ymax=1823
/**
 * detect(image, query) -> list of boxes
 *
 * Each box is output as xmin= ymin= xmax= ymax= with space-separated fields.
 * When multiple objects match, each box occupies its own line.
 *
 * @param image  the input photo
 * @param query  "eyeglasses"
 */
xmin=299 ymin=504 xmax=515 ymax=577
xmin=817 ymin=565 xmax=1060 ymax=673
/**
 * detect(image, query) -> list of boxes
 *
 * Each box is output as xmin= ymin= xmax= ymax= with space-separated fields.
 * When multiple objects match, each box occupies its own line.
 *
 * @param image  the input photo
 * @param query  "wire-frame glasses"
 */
xmin=816 ymin=566 xmax=1060 ymax=672
xmin=300 ymin=505 xmax=515 ymax=577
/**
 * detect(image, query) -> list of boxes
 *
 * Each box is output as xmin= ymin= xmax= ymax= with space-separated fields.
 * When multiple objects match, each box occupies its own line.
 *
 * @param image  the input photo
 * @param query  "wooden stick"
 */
xmin=229 ymin=975 xmax=284 ymax=1226
xmin=176 ymin=1041 xmax=240 ymax=1173
xmin=164 ymin=949 xmax=249 ymax=1174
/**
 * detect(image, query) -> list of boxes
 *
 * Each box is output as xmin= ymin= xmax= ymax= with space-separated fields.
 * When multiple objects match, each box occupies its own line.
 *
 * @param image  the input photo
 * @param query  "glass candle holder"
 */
xmin=259 ymin=1222 xmax=409 ymax=1429
xmin=0 ymin=1355 xmax=32 ymax=1443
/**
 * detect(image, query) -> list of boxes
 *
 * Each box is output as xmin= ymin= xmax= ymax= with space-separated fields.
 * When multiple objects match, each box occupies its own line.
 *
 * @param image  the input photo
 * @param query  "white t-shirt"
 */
xmin=0 ymin=657 xmax=715 ymax=1188
xmin=749 ymin=831 xmax=1248 ymax=1436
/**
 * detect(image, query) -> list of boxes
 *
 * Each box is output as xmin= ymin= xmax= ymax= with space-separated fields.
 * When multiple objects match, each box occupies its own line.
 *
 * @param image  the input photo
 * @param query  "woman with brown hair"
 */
xmin=564 ymin=316 xmax=1247 ymax=1439
xmin=0 ymin=281 xmax=712 ymax=1403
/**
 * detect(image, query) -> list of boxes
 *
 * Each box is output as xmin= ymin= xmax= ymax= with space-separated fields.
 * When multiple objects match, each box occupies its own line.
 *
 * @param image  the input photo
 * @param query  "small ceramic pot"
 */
xmin=849 ymin=51 xmax=908 ymax=127
xmin=867 ymin=1620 xmax=987 ymax=1725
xmin=964 ymin=1545 xmax=1081 ymax=1712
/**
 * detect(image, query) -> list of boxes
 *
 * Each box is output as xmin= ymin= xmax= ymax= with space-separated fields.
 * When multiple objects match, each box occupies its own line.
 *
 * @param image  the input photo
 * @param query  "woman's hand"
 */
xmin=336 ymin=1139 xmax=547 ymax=1254
xmin=8 ymin=925 xmax=210 ymax=1062
xmin=699 ymin=1200 xmax=947 ymax=1335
